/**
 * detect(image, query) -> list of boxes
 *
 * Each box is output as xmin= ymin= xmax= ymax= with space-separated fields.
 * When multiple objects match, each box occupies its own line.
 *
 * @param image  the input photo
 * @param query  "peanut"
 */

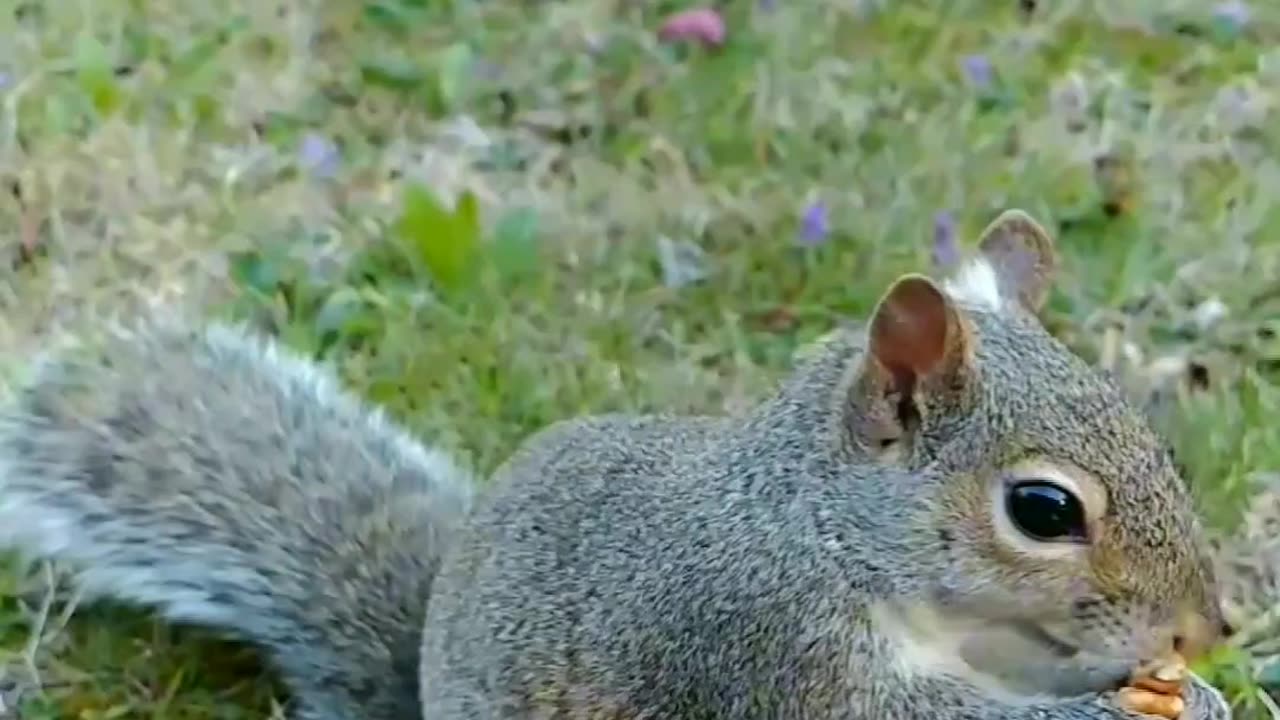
xmin=1116 ymin=687 xmax=1185 ymax=719
xmin=1117 ymin=652 xmax=1189 ymax=718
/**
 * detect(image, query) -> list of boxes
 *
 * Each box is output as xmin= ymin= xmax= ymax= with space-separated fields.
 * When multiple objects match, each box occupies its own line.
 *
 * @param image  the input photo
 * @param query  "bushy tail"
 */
xmin=0 ymin=315 xmax=475 ymax=720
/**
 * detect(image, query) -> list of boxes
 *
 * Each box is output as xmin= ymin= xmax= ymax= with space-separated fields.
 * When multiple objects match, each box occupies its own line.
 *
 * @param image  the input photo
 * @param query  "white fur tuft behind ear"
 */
xmin=942 ymin=258 xmax=1003 ymax=312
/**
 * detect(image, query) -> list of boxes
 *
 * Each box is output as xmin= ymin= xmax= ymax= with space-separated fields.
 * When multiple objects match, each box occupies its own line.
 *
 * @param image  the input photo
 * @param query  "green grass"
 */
xmin=2 ymin=0 xmax=1280 ymax=716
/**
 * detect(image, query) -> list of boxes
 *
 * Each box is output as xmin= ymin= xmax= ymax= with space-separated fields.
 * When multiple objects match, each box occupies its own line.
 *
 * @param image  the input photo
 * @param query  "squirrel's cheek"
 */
xmin=1083 ymin=542 xmax=1136 ymax=599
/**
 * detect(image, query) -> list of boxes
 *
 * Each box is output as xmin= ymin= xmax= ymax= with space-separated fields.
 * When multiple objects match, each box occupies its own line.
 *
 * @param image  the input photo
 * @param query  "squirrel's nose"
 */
xmin=1172 ymin=602 xmax=1229 ymax=662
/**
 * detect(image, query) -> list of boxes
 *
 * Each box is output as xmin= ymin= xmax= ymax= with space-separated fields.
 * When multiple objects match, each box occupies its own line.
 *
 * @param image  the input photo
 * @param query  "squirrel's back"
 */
xmin=0 ymin=316 xmax=474 ymax=720
xmin=418 ymin=336 xmax=904 ymax=716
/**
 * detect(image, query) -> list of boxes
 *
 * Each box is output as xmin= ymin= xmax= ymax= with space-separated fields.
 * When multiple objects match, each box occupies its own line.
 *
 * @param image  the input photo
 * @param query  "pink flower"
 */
xmin=658 ymin=8 xmax=726 ymax=48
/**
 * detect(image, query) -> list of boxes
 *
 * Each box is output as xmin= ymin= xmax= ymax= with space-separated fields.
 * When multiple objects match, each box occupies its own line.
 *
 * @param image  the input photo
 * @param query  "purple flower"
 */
xmin=1213 ymin=1 xmax=1250 ymax=32
xmin=797 ymin=201 xmax=829 ymax=247
xmin=932 ymin=211 xmax=959 ymax=270
xmin=961 ymin=54 xmax=994 ymax=90
xmin=298 ymin=132 xmax=340 ymax=179
xmin=758 ymin=0 xmax=777 ymax=13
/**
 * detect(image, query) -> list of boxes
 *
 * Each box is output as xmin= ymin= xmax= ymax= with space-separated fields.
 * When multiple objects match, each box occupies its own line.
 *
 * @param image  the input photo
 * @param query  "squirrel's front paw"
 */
xmin=1178 ymin=674 xmax=1231 ymax=720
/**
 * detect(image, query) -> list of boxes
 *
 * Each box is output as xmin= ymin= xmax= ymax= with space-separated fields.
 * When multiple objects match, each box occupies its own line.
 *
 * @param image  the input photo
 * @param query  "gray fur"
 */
xmin=0 ymin=209 xmax=1233 ymax=719
xmin=0 ymin=318 xmax=473 ymax=720
xmin=421 ymin=324 xmax=1229 ymax=719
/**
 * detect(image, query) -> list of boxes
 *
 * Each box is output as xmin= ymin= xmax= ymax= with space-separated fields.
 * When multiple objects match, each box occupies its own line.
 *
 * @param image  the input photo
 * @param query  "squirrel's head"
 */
xmin=841 ymin=209 xmax=1228 ymax=695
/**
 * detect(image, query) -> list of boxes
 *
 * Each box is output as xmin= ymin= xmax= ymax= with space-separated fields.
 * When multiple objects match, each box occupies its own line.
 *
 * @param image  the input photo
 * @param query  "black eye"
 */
xmin=1005 ymin=481 xmax=1088 ymax=542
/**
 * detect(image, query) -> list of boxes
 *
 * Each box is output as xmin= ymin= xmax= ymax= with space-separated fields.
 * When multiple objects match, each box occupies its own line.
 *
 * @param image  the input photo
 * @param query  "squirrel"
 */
xmin=0 ymin=209 xmax=1235 ymax=719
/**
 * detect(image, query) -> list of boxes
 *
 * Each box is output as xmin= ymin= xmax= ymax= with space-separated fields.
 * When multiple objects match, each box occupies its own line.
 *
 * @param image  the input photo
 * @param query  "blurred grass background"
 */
xmin=2 ymin=0 xmax=1280 ymax=717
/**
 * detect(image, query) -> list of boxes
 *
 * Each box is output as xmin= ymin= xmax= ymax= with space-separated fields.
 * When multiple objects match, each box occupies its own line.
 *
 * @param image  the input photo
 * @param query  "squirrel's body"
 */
xmin=0 ymin=211 xmax=1234 ymax=719
xmin=423 ymin=369 xmax=964 ymax=717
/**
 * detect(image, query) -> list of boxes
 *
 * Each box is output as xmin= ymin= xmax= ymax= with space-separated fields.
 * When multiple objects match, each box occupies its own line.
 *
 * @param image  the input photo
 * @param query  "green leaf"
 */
xmin=454 ymin=189 xmax=481 ymax=241
xmin=361 ymin=57 xmax=427 ymax=91
xmin=392 ymin=184 xmax=482 ymax=291
xmin=314 ymin=287 xmax=364 ymax=337
xmin=363 ymin=1 xmax=408 ymax=31
xmin=394 ymin=185 xmax=453 ymax=274
xmin=312 ymin=287 xmax=388 ymax=351
xmin=73 ymin=35 xmax=122 ymax=115
xmin=434 ymin=43 xmax=473 ymax=111
xmin=228 ymin=250 xmax=285 ymax=295
xmin=363 ymin=0 xmax=429 ymax=33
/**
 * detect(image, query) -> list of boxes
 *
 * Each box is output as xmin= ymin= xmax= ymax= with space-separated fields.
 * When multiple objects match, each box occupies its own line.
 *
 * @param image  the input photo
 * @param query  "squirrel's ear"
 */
xmin=845 ymin=274 xmax=973 ymax=461
xmin=868 ymin=275 xmax=963 ymax=388
xmin=972 ymin=209 xmax=1058 ymax=314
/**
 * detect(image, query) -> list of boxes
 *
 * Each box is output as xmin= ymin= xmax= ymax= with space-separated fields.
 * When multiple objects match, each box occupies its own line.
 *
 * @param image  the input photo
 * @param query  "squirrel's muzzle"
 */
xmin=1171 ymin=602 xmax=1230 ymax=663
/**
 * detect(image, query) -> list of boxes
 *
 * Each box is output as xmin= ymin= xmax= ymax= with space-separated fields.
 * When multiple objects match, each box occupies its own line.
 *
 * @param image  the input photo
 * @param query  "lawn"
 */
xmin=2 ymin=0 xmax=1280 ymax=717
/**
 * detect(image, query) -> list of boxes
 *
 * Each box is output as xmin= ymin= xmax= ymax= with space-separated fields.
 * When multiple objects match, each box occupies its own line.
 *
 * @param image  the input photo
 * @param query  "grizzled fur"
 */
xmin=0 ymin=210 xmax=1232 ymax=719
xmin=0 ymin=319 xmax=473 ymax=720
xmin=420 ymin=317 xmax=1227 ymax=718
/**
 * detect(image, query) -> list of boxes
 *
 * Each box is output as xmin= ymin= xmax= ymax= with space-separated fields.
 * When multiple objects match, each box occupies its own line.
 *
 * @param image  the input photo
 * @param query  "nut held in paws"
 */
xmin=1116 ymin=687 xmax=1186 ymax=719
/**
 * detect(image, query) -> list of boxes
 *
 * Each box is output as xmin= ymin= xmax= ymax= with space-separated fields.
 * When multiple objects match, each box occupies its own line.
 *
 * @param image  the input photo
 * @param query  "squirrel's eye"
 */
xmin=1005 ymin=481 xmax=1088 ymax=543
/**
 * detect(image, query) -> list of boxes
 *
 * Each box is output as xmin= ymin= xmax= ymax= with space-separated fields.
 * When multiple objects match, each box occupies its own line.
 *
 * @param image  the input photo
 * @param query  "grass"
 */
xmin=2 ymin=0 xmax=1280 ymax=716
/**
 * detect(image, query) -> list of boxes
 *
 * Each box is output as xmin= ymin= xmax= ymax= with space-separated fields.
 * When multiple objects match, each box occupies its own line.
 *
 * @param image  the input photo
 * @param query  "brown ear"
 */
xmin=975 ymin=209 xmax=1058 ymax=314
xmin=846 ymin=274 xmax=973 ymax=461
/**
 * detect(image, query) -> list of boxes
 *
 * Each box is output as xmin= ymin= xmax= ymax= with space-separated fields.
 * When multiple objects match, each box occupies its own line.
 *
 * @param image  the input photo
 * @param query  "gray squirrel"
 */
xmin=0 ymin=209 xmax=1235 ymax=719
